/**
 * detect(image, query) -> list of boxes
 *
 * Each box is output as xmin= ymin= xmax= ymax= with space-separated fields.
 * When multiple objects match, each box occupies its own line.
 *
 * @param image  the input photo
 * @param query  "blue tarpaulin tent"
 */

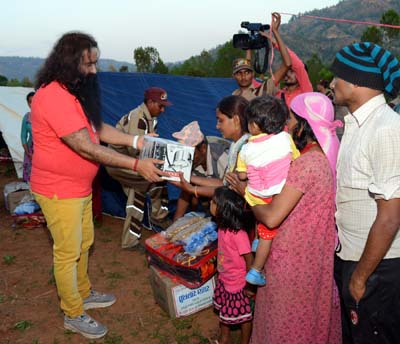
xmin=98 ymin=72 xmax=237 ymax=217
xmin=99 ymin=72 xmax=237 ymax=135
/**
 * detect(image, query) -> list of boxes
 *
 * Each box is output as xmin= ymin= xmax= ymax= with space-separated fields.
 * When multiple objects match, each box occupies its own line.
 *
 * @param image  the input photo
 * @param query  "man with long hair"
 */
xmin=31 ymin=32 xmax=164 ymax=339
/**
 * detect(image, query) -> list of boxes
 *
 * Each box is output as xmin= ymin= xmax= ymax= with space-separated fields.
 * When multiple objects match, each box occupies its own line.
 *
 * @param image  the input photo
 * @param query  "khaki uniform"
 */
xmin=106 ymin=103 xmax=170 ymax=248
xmin=232 ymin=78 xmax=278 ymax=101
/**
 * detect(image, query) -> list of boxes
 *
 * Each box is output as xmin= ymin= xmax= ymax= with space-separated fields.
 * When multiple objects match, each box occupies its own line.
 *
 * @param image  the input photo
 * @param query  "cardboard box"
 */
xmin=7 ymin=190 xmax=31 ymax=214
xmin=140 ymin=137 xmax=194 ymax=182
xmin=149 ymin=265 xmax=215 ymax=318
xmin=3 ymin=181 xmax=30 ymax=212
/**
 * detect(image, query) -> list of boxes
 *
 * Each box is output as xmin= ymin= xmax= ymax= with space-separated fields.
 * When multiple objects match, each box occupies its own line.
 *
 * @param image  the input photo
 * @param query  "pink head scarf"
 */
xmin=290 ymin=92 xmax=343 ymax=183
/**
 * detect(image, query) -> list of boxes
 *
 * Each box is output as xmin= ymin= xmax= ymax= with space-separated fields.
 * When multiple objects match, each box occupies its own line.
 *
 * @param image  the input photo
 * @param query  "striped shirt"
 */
xmin=237 ymin=132 xmax=292 ymax=199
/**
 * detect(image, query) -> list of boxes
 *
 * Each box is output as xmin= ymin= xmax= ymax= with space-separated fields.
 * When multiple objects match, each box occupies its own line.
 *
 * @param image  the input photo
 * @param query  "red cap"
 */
xmin=144 ymin=87 xmax=172 ymax=106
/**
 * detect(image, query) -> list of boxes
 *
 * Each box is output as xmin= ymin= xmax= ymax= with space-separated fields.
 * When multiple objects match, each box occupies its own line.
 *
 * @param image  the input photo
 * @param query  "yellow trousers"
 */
xmin=34 ymin=193 xmax=93 ymax=317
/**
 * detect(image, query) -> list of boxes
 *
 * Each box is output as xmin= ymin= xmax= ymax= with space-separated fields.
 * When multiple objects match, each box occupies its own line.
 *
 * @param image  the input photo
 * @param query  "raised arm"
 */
xmin=259 ymin=12 xmax=291 ymax=85
xmin=287 ymin=48 xmax=313 ymax=93
xmin=270 ymin=12 xmax=291 ymax=83
xmin=245 ymin=49 xmax=252 ymax=61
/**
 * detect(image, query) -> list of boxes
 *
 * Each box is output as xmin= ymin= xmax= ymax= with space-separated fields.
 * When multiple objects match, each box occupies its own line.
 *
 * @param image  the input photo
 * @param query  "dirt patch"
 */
xmin=0 ymin=161 xmax=221 ymax=344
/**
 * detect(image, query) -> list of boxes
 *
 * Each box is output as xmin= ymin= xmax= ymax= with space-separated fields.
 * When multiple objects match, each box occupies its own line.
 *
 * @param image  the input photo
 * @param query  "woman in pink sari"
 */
xmin=250 ymin=93 xmax=342 ymax=344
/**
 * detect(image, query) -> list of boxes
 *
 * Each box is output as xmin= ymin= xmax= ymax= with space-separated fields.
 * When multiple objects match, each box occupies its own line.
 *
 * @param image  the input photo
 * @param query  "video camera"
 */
xmin=233 ymin=22 xmax=270 ymax=50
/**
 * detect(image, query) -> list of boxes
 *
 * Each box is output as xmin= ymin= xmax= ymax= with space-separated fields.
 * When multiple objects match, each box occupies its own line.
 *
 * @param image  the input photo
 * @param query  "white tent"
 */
xmin=0 ymin=86 xmax=34 ymax=178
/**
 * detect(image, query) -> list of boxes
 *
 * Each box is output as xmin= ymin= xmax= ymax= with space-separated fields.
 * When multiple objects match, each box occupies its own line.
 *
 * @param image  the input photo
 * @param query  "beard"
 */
xmin=70 ymin=73 xmax=103 ymax=130
xmin=284 ymin=81 xmax=298 ymax=87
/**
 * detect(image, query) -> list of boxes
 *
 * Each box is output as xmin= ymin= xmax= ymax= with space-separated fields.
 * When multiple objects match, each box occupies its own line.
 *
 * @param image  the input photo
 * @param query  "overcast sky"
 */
xmin=2 ymin=0 xmax=340 ymax=63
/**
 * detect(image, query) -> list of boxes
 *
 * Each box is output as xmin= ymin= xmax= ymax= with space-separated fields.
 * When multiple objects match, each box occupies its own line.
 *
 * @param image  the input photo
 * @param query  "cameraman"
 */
xmin=232 ymin=13 xmax=291 ymax=101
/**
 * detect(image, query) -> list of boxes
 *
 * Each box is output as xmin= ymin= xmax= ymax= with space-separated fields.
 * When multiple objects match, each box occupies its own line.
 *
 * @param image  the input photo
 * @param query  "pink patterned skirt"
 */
xmin=213 ymin=279 xmax=253 ymax=325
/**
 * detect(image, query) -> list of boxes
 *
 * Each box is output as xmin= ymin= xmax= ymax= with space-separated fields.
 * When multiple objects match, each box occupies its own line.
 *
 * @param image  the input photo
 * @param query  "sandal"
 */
xmin=246 ymin=267 xmax=266 ymax=286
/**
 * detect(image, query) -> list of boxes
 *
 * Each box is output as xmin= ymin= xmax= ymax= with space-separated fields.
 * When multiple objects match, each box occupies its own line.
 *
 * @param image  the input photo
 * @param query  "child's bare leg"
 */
xmin=219 ymin=322 xmax=230 ymax=344
xmin=241 ymin=320 xmax=252 ymax=344
xmin=252 ymin=238 xmax=272 ymax=271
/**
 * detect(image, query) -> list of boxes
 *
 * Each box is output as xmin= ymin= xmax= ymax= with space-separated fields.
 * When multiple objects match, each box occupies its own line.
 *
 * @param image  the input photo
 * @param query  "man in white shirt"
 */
xmin=331 ymin=42 xmax=400 ymax=343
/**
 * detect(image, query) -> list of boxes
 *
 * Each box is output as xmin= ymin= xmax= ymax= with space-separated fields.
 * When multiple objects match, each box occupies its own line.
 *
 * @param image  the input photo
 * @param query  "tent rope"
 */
xmin=279 ymin=12 xmax=400 ymax=29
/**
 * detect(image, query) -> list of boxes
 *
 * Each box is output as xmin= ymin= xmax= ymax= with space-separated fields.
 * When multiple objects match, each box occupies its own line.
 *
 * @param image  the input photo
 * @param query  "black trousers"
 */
xmin=334 ymin=255 xmax=400 ymax=344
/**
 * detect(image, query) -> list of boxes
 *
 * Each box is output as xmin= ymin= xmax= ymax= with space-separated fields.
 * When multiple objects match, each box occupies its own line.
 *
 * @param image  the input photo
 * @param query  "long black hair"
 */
xmin=35 ymin=32 xmax=103 ymax=129
xmin=291 ymin=110 xmax=317 ymax=151
xmin=35 ymin=32 xmax=98 ymax=91
xmin=212 ymin=186 xmax=255 ymax=233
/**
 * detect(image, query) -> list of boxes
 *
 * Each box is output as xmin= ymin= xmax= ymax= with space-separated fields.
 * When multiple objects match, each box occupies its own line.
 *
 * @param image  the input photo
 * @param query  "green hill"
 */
xmin=280 ymin=0 xmax=400 ymax=64
xmin=0 ymin=57 xmax=134 ymax=82
xmin=1 ymin=0 xmax=399 ymax=81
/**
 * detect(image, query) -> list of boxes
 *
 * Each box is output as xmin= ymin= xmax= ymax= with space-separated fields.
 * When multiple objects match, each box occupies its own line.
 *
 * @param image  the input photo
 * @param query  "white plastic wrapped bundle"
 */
xmin=162 ymin=214 xmax=218 ymax=256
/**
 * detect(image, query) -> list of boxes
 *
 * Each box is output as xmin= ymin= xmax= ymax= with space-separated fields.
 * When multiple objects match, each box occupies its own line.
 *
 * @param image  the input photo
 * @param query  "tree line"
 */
xmin=0 ymin=75 xmax=33 ymax=87
xmin=133 ymin=9 xmax=399 ymax=88
xmin=2 ymin=10 xmax=398 ymax=89
xmin=0 ymin=64 xmax=130 ymax=88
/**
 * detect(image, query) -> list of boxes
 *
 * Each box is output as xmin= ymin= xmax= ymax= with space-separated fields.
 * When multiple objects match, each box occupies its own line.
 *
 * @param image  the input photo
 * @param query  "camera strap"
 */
xmin=253 ymin=46 xmax=269 ymax=74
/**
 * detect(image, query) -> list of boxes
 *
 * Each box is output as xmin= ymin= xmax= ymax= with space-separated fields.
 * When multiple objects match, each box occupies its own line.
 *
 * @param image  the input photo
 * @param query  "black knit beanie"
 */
xmin=331 ymin=42 xmax=400 ymax=97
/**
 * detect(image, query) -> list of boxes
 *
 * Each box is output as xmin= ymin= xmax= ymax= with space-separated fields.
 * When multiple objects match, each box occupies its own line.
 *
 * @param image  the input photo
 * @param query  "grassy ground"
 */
xmin=0 ymin=160 xmax=231 ymax=344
